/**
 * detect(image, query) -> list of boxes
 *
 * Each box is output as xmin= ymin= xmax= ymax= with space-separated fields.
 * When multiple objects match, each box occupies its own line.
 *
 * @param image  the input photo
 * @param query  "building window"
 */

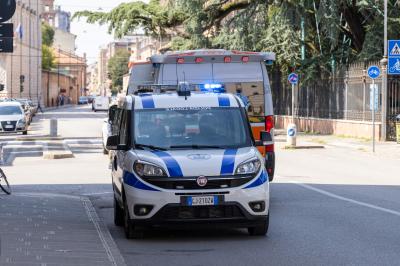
xmin=45 ymin=5 xmax=50 ymax=12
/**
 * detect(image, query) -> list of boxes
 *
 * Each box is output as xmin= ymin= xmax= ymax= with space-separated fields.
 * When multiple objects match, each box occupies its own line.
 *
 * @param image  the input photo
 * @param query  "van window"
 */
xmin=119 ymin=110 xmax=130 ymax=145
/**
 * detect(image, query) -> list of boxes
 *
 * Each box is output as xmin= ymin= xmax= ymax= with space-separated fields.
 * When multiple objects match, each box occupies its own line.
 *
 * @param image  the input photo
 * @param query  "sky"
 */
xmin=54 ymin=0 xmax=128 ymax=64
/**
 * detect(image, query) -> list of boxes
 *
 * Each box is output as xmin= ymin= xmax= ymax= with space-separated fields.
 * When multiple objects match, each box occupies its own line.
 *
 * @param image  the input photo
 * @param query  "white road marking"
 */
xmin=293 ymin=181 xmax=400 ymax=217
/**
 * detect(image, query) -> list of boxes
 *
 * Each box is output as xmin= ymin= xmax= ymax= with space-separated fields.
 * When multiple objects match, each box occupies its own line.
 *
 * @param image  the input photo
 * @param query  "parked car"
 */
xmin=0 ymin=102 xmax=28 ymax=135
xmin=92 ymin=96 xmax=110 ymax=112
xmin=78 ymin=96 xmax=89 ymax=105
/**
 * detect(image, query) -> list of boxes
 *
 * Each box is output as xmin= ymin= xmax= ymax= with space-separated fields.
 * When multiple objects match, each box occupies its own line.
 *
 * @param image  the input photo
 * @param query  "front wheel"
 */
xmin=248 ymin=215 xmax=269 ymax=236
xmin=0 ymin=169 xmax=11 ymax=195
xmin=114 ymin=197 xmax=124 ymax=226
xmin=123 ymin=199 xmax=143 ymax=239
xmin=22 ymin=130 xmax=28 ymax=135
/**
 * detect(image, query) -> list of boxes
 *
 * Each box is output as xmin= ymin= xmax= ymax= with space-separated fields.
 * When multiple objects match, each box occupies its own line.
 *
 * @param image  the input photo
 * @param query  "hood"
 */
xmin=134 ymin=147 xmax=258 ymax=177
xmin=0 ymin=114 xmax=24 ymax=122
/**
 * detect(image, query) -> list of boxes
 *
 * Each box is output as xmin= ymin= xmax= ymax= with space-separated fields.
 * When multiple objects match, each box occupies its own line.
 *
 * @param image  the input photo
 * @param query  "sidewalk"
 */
xmin=275 ymin=129 xmax=400 ymax=160
xmin=0 ymin=193 xmax=126 ymax=266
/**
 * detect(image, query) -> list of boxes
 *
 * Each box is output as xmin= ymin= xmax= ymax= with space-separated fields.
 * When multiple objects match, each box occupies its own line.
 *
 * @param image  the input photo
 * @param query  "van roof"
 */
xmin=151 ymin=49 xmax=275 ymax=64
xmin=130 ymin=92 xmax=244 ymax=110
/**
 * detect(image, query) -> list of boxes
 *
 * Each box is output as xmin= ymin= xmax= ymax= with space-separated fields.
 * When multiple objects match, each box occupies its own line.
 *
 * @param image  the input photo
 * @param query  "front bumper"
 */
xmin=123 ymin=172 xmax=269 ymax=226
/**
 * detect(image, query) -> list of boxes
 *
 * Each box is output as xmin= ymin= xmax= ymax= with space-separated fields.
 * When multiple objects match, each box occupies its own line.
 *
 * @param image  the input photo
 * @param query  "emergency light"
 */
xmin=200 ymin=84 xmax=225 ymax=93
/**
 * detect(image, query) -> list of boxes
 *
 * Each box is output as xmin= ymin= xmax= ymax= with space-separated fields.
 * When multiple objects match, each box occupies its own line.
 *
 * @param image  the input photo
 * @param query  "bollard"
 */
xmin=50 ymin=118 xmax=58 ymax=137
xmin=287 ymin=123 xmax=297 ymax=146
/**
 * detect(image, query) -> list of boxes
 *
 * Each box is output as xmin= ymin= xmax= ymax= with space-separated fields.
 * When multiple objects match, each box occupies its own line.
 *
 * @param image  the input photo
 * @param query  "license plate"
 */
xmin=5 ymin=125 xmax=14 ymax=129
xmin=186 ymin=196 xmax=219 ymax=206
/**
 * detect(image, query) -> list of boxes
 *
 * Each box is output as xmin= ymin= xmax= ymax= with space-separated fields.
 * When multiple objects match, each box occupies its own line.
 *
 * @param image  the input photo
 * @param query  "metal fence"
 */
xmin=271 ymin=61 xmax=400 ymax=140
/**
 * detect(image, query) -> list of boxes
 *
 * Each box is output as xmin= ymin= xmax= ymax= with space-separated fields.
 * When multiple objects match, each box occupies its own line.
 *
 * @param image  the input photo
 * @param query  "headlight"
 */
xmin=134 ymin=161 xmax=167 ymax=177
xmin=235 ymin=158 xmax=261 ymax=175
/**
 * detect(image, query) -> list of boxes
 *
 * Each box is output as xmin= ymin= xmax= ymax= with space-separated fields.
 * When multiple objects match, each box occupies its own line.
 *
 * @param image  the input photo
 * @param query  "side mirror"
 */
xmin=109 ymin=105 xmax=117 ymax=122
xmin=106 ymin=135 xmax=119 ymax=150
xmin=255 ymin=131 xmax=272 ymax=146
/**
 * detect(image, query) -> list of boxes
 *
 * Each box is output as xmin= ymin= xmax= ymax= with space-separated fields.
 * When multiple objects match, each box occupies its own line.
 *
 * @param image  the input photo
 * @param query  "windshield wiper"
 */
xmin=169 ymin=145 xmax=225 ymax=149
xmin=135 ymin=144 xmax=167 ymax=151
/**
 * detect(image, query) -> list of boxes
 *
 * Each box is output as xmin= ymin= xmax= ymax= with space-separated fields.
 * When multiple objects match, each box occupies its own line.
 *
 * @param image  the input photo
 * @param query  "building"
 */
xmin=0 ymin=0 xmax=42 ymax=104
xmin=86 ymin=62 xmax=99 ymax=95
xmin=42 ymin=1 xmax=71 ymax=32
xmin=53 ymin=28 xmax=76 ymax=53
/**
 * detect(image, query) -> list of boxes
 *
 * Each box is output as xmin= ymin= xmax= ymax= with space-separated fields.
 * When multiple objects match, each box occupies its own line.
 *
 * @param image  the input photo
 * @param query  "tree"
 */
xmin=41 ymin=22 xmax=56 ymax=70
xmin=107 ymin=50 xmax=130 ymax=93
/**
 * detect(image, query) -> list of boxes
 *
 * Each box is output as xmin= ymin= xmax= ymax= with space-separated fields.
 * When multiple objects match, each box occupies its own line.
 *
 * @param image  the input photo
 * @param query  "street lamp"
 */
xmin=380 ymin=0 xmax=388 ymax=141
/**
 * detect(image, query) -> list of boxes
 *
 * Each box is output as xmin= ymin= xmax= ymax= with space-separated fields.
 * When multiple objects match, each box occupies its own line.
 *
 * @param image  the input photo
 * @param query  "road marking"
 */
xmin=293 ymin=181 xmax=400 ymax=217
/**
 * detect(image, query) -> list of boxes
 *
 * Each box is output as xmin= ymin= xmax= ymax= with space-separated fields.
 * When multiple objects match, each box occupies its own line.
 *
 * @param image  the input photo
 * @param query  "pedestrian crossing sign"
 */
xmin=388 ymin=40 xmax=400 ymax=75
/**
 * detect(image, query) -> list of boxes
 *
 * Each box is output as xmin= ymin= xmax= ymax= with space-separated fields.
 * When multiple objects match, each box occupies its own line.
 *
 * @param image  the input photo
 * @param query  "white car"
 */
xmin=107 ymin=85 xmax=271 ymax=239
xmin=0 ymin=102 xmax=28 ymax=135
xmin=92 ymin=96 xmax=110 ymax=112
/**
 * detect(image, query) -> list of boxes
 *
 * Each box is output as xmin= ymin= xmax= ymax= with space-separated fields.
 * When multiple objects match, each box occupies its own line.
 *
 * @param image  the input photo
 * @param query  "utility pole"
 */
xmin=380 ymin=0 xmax=388 ymax=141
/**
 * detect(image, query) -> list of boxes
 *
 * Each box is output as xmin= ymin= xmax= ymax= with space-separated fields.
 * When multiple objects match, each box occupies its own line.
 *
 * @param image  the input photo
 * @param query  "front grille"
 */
xmin=1 ymin=121 xmax=17 ymax=131
xmin=158 ymin=205 xmax=245 ymax=220
xmin=142 ymin=174 xmax=255 ymax=190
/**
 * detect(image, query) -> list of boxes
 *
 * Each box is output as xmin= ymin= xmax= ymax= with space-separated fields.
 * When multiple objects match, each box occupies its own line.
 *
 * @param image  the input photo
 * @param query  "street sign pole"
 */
xmin=368 ymin=65 xmax=381 ymax=153
xmin=292 ymin=83 xmax=295 ymax=120
xmin=372 ymin=79 xmax=376 ymax=153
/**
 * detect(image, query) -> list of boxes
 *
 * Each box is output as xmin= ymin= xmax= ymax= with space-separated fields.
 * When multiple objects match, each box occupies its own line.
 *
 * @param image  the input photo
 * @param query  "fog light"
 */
xmin=134 ymin=205 xmax=153 ymax=216
xmin=249 ymin=201 xmax=265 ymax=212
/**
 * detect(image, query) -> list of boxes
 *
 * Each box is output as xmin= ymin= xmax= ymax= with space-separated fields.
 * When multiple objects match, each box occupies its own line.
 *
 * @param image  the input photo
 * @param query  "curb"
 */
xmin=283 ymin=145 xmax=325 ymax=150
xmin=16 ymin=135 xmax=64 ymax=141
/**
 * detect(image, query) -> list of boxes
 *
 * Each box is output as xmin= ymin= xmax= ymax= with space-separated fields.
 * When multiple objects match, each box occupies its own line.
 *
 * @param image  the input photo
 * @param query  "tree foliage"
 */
xmin=75 ymin=0 xmax=400 ymax=81
xmin=107 ymin=50 xmax=130 ymax=92
xmin=41 ymin=22 xmax=56 ymax=71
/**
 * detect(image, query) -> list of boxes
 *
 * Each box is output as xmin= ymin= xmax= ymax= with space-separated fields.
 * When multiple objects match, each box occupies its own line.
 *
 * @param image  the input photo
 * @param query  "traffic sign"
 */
xmin=367 ymin=66 xmax=380 ymax=79
xmin=388 ymin=40 xmax=400 ymax=75
xmin=0 ymin=38 xmax=13 ymax=53
xmin=0 ymin=23 xmax=13 ymax=38
xmin=0 ymin=0 xmax=17 ymax=23
xmin=288 ymin=73 xmax=299 ymax=84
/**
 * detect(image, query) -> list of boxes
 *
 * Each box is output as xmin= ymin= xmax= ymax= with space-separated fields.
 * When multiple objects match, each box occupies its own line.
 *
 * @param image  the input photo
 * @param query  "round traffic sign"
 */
xmin=0 ymin=0 xmax=17 ymax=23
xmin=367 ymin=66 xmax=381 ymax=79
xmin=288 ymin=73 xmax=299 ymax=84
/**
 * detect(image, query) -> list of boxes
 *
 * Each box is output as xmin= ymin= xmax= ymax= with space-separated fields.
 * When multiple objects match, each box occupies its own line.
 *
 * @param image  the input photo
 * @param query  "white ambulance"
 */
xmin=128 ymin=50 xmax=276 ymax=181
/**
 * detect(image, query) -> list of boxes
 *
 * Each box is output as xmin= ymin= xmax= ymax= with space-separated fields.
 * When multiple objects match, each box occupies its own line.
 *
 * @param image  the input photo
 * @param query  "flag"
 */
xmin=15 ymin=23 xmax=23 ymax=39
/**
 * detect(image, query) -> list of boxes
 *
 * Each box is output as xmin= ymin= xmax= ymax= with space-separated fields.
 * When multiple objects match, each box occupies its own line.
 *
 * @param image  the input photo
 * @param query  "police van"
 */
xmin=129 ymin=50 xmax=276 ymax=181
xmin=107 ymin=82 xmax=273 ymax=238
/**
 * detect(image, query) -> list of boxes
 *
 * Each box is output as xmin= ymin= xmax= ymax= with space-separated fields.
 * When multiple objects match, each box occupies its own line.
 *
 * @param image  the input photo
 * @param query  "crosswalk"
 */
xmin=0 ymin=139 xmax=104 ymax=165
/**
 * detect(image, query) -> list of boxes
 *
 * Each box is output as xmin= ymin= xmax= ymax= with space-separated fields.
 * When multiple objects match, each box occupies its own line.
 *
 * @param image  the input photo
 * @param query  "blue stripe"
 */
xmin=152 ymin=151 xmax=183 ymax=177
xmin=244 ymin=170 xmax=268 ymax=189
xmin=141 ymin=95 xmax=155 ymax=109
xmin=220 ymin=149 xmax=238 ymax=175
xmin=123 ymin=171 xmax=159 ymax=191
xmin=218 ymin=95 xmax=230 ymax=107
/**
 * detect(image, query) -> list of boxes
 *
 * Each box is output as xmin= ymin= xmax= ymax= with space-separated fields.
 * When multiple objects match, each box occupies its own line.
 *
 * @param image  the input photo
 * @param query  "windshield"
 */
xmin=133 ymin=107 xmax=252 ymax=149
xmin=0 ymin=106 xmax=23 ymax=115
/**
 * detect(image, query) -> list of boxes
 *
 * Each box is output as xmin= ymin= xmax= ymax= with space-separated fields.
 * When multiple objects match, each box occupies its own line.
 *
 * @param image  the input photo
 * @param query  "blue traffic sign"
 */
xmin=367 ymin=66 xmax=380 ymax=79
xmin=388 ymin=40 xmax=400 ymax=75
xmin=288 ymin=73 xmax=299 ymax=84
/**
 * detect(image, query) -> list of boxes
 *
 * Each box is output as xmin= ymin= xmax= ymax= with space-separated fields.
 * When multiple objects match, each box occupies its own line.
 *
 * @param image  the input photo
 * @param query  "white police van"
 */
xmin=107 ymin=83 xmax=272 ymax=239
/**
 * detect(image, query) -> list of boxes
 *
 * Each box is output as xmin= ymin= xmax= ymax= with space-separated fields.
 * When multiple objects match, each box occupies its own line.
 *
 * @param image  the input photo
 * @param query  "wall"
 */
xmin=53 ymin=29 xmax=76 ymax=52
xmin=275 ymin=116 xmax=381 ymax=141
xmin=42 ymin=71 xmax=77 ymax=107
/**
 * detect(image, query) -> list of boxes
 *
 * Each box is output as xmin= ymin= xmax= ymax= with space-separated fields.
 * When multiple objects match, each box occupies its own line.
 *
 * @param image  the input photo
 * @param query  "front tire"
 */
xmin=248 ymin=215 xmax=269 ymax=236
xmin=114 ymin=197 xmax=124 ymax=226
xmin=22 ymin=130 xmax=28 ymax=135
xmin=123 ymin=198 xmax=143 ymax=239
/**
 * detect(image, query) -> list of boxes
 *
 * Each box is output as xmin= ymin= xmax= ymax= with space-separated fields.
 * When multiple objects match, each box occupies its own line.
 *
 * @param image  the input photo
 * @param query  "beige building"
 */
xmin=0 ymin=0 xmax=42 ymax=104
xmin=53 ymin=28 xmax=76 ymax=53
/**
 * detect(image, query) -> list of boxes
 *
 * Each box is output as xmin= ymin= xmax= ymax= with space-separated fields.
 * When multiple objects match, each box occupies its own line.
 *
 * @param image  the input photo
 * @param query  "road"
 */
xmin=1 ymin=105 xmax=400 ymax=266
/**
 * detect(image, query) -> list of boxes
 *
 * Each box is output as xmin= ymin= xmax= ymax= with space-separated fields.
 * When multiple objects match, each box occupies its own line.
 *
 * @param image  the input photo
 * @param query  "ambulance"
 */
xmin=128 ymin=50 xmax=276 ymax=180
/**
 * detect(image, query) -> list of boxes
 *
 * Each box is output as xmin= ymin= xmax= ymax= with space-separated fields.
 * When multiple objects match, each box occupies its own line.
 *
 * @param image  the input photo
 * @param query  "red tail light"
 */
xmin=224 ymin=56 xmax=232 ymax=63
xmin=242 ymin=56 xmax=249 ymax=63
xmin=195 ymin=57 xmax=204 ymax=63
xmin=177 ymin=58 xmax=185 ymax=64
xmin=265 ymin=144 xmax=274 ymax=152
xmin=265 ymin=116 xmax=274 ymax=133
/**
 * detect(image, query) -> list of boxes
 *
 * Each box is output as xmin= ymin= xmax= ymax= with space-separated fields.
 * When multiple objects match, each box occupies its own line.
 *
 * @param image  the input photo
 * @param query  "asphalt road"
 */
xmin=3 ymin=105 xmax=400 ymax=266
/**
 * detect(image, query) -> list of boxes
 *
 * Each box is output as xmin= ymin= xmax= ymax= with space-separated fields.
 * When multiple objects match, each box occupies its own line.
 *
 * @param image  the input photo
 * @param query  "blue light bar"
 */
xmin=200 ymin=83 xmax=225 ymax=93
